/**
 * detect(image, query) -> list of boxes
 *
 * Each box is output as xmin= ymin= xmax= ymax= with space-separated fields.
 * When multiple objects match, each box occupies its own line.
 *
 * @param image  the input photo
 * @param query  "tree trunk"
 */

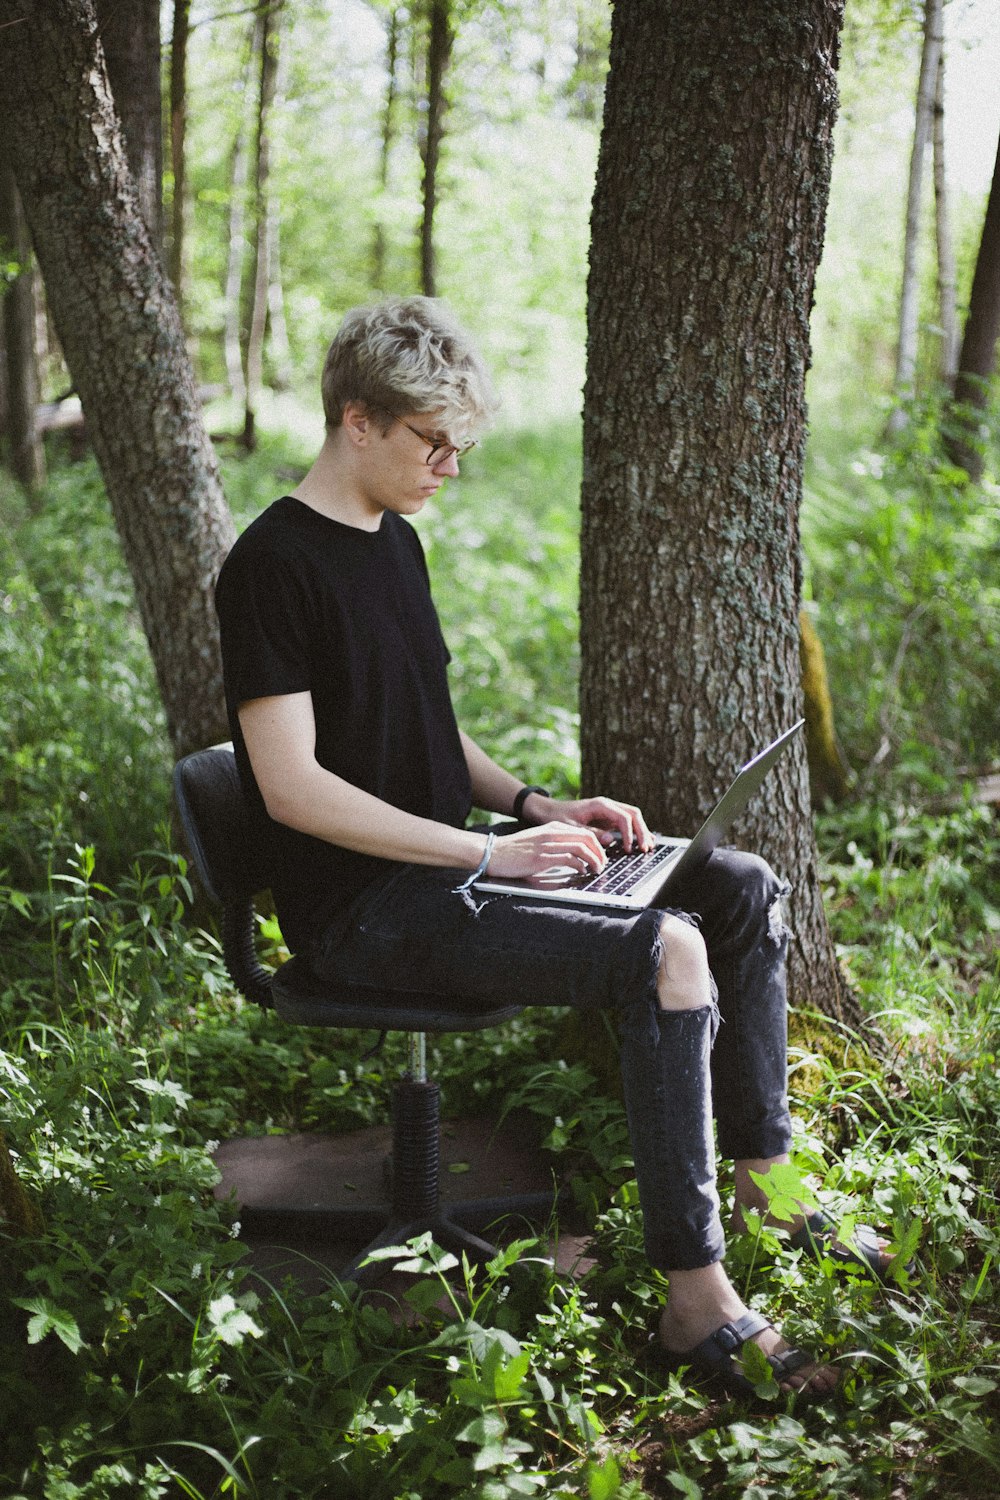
xmin=581 ymin=0 xmax=856 ymax=1025
xmin=373 ymin=6 xmax=402 ymax=291
xmin=0 ymin=153 xmax=45 ymax=496
xmin=223 ymin=23 xmax=256 ymax=409
xmin=886 ymin=0 xmax=942 ymax=436
xmin=243 ymin=0 xmax=284 ymax=451
xmin=0 ymin=1130 xmax=43 ymax=1240
xmin=169 ymin=0 xmax=191 ymax=310
xmin=419 ymin=0 xmax=453 ymax=298
xmin=94 ymin=0 xmax=163 ymax=250
xmin=0 ymin=0 xmax=235 ymax=757
xmin=932 ymin=44 xmax=959 ymax=384
xmin=944 ymin=129 xmax=1000 ymax=482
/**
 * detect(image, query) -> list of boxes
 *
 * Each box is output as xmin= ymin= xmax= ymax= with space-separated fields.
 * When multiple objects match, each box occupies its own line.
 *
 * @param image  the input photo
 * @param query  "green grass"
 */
xmin=1 ymin=425 xmax=999 ymax=1497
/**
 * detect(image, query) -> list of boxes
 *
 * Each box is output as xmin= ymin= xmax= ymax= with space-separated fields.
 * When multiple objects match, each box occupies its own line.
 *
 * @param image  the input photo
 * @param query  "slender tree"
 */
xmin=243 ymin=0 xmax=285 ymax=450
xmin=886 ymin=0 xmax=942 ymax=435
xmin=0 ymin=153 xmax=45 ymax=494
xmin=94 ymin=0 xmax=163 ymax=248
xmin=945 ymin=127 xmax=1000 ymax=481
xmin=581 ymin=0 xmax=853 ymax=1022
xmin=169 ymin=0 xmax=192 ymax=308
xmin=223 ymin=21 xmax=257 ymax=408
xmin=418 ymin=0 xmax=454 ymax=297
xmin=931 ymin=43 xmax=959 ymax=383
xmin=373 ymin=5 xmax=403 ymax=290
xmin=0 ymin=0 xmax=235 ymax=756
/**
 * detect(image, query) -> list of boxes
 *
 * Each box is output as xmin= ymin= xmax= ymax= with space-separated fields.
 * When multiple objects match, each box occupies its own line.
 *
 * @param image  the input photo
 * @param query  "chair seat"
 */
xmin=271 ymin=954 xmax=524 ymax=1032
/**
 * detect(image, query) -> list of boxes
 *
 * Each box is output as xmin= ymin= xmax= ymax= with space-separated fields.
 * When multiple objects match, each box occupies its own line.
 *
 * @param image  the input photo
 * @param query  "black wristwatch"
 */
xmin=512 ymin=784 xmax=548 ymax=821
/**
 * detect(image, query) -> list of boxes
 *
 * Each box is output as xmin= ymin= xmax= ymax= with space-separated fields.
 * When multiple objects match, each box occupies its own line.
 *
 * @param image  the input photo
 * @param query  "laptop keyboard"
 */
xmin=581 ymin=839 xmax=680 ymax=895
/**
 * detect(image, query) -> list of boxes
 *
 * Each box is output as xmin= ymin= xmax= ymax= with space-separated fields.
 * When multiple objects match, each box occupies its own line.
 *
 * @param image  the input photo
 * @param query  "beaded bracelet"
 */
xmin=453 ymin=830 xmax=496 ymax=893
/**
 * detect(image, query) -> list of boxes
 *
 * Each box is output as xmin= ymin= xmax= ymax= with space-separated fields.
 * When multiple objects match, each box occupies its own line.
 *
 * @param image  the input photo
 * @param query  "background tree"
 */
xmin=0 ymin=153 xmax=45 ymax=495
xmin=944 ymin=127 xmax=1000 ymax=482
xmin=885 ymin=0 xmax=942 ymax=436
xmin=0 ymin=0 xmax=234 ymax=756
xmin=418 ymin=0 xmax=454 ymax=296
xmin=581 ymin=0 xmax=853 ymax=1021
xmin=931 ymin=40 xmax=959 ymax=384
xmin=372 ymin=5 xmax=403 ymax=291
xmin=94 ymin=0 xmax=163 ymax=248
xmin=169 ymin=0 xmax=192 ymax=308
xmin=242 ymin=0 xmax=285 ymax=450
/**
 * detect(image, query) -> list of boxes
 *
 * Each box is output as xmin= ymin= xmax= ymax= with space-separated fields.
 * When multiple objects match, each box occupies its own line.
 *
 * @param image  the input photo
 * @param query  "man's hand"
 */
xmin=485 ymin=820 xmax=613 ymax=880
xmin=515 ymin=792 xmax=653 ymax=855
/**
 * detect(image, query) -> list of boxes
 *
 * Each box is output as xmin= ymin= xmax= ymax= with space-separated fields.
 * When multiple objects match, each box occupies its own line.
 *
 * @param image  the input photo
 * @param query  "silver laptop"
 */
xmin=475 ymin=720 xmax=804 ymax=910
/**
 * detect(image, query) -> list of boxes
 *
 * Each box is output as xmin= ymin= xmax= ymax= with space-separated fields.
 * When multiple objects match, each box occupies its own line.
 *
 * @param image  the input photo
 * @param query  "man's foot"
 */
xmin=657 ymin=1280 xmax=839 ymax=1400
xmin=732 ymin=1159 xmax=898 ymax=1278
xmin=656 ymin=1301 xmax=838 ymax=1401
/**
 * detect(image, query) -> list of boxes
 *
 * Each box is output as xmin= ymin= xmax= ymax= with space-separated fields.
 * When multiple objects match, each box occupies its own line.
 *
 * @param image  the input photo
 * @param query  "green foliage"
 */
xmin=804 ymin=406 xmax=1000 ymax=784
xmin=2 ymin=713 xmax=999 ymax=1496
xmin=0 ymin=464 xmax=170 ymax=887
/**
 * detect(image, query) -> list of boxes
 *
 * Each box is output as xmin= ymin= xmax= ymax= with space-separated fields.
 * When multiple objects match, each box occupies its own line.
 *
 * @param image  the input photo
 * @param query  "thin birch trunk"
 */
xmin=886 ymin=0 xmax=943 ymax=435
xmin=932 ymin=44 xmax=959 ymax=384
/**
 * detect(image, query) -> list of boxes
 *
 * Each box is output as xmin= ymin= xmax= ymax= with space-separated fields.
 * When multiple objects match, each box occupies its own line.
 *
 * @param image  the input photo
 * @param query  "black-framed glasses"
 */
xmin=398 ymin=419 xmax=477 ymax=467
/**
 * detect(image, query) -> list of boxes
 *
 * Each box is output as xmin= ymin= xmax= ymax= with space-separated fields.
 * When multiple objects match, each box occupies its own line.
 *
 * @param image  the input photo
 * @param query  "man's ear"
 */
xmin=341 ymin=401 xmax=372 ymax=447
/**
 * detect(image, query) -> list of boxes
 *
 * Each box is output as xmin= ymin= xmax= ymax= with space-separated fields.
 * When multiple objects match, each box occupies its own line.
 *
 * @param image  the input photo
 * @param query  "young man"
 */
xmin=216 ymin=296 xmax=885 ymax=1401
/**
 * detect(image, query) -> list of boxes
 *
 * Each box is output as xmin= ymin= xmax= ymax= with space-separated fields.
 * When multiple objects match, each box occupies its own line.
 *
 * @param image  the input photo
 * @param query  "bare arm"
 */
xmin=460 ymin=729 xmax=654 ymax=853
xmin=239 ymin=694 xmax=611 ymax=877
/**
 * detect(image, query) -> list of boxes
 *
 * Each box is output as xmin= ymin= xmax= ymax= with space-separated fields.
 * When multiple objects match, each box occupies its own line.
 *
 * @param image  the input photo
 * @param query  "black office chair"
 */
xmin=172 ymin=744 xmax=555 ymax=1285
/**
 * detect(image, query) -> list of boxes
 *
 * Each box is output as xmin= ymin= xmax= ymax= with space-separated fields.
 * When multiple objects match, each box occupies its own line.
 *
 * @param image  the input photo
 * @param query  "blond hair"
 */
xmin=321 ymin=296 xmax=499 ymax=440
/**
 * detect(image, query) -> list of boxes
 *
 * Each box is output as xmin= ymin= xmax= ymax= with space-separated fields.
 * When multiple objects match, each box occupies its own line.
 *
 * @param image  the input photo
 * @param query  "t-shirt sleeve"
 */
xmin=215 ymin=533 xmax=317 ymax=707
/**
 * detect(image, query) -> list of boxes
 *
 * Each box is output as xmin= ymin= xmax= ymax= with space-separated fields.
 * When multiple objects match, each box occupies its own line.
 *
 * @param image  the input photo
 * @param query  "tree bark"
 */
xmin=886 ymin=0 xmax=942 ymax=436
xmin=94 ymin=0 xmax=163 ymax=250
xmin=223 ymin=22 xmax=257 ymax=409
xmin=419 ymin=0 xmax=453 ymax=298
xmin=0 ymin=152 xmax=45 ymax=495
xmin=169 ymin=0 xmax=191 ymax=310
xmin=944 ymin=128 xmax=1000 ymax=482
xmin=0 ymin=1130 xmax=43 ymax=1240
xmin=581 ymin=0 xmax=856 ymax=1024
xmin=373 ymin=6 xmax=402 ymax=291
xmin=243 ymin=0 xmax=284 ymax=451
xmin=0 ymin=0 xmax=235 ymax=757
xmin=932 ymin=44 xmax=959 ymax=384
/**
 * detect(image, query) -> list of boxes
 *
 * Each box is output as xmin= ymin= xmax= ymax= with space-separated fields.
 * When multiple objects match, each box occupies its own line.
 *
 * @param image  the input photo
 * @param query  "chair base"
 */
xmin=234 ymin=1190 xmax=557 ymax=1287
xmin=213 ymin=1106 xmax=557 ymax=1288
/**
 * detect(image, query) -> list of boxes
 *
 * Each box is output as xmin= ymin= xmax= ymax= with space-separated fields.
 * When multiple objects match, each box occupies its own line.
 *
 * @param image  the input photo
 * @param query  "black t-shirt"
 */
xmin=214 ymin=496 xmax=472 ymax=954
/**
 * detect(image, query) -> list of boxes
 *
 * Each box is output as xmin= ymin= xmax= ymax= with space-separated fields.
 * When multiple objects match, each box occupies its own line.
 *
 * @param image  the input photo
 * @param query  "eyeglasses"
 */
xmin=398 ymin=420 xmax=477 ymax=467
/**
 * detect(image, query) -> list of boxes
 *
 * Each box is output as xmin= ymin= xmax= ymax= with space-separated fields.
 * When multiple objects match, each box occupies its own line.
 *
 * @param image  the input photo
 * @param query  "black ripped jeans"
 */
xmin=310 ymin=846 xmax=793 ymax=1272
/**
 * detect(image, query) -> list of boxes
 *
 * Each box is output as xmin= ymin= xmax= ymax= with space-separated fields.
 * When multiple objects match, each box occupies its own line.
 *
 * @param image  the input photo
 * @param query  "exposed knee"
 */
xmin=656 ymin=913 xmax=712 ymax=1011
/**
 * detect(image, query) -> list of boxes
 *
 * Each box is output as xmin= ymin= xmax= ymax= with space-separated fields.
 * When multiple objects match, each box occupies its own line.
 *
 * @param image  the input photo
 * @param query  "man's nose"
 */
xmin=432 ymin=449 xmax=461 ymax=478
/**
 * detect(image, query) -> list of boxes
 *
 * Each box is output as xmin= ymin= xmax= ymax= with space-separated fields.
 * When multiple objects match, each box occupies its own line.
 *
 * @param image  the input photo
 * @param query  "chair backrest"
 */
xmin=172 ymin=745 xmax=273 ymax=907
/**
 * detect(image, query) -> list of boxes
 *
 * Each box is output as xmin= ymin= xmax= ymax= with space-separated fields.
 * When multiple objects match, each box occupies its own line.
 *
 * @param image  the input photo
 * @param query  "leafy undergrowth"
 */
xmin=2 ymin=430 xmax=999 ymax=1494
xmin=0 ymin=796 xmax=998 ymax=1499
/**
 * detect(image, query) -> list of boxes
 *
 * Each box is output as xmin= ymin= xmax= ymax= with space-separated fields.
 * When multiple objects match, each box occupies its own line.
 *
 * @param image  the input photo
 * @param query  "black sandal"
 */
xmin=788 ymin=1210 xmax=913 ymax=1281
xmin=653 ymin=1310 xmax=827 ymax=1402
